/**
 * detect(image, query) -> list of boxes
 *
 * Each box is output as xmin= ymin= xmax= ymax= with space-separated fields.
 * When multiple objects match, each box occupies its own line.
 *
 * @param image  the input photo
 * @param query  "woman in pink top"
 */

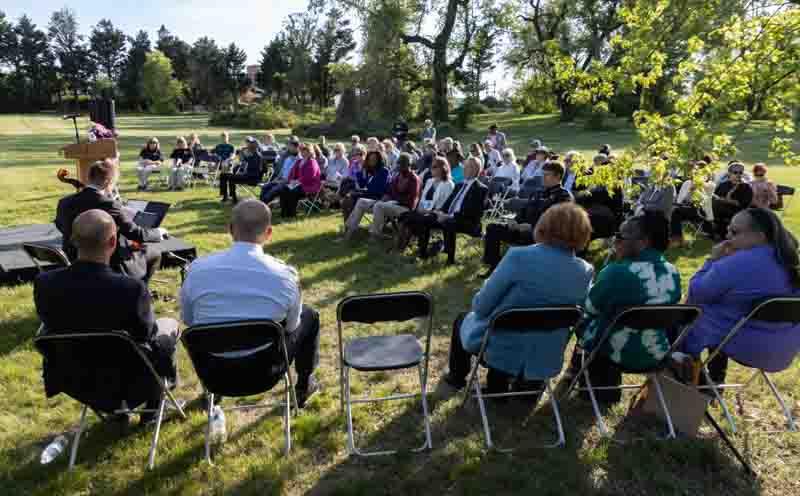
xmin=280 ymin=143 xmax=321 ymax=218
xmin=750 ymin=163 xmax=779 ymax=209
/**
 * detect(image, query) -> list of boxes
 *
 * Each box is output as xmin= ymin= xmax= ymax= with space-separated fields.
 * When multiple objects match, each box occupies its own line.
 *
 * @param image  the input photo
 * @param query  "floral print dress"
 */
xmin=577 ymin=248 xmax=682 ymax=371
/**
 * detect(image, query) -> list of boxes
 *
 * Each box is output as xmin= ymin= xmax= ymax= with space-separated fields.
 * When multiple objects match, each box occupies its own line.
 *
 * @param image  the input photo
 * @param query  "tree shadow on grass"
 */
xmin=0 ymin=313 xmax=39 ymax=357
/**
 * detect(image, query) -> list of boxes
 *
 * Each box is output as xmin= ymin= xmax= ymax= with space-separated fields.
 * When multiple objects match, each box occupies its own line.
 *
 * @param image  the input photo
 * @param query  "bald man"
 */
xmin=180 ymin=199 xmax=320 ymax=407
xmin=34 ymin=209 xmax=179 ymax=424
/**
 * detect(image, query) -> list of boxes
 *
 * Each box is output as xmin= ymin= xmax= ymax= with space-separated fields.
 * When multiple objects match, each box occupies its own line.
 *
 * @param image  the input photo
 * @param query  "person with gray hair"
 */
xmin=34 ymin=209 xmax=181 ymax=425
xmin=180 ymin=200 xmax=321 ymax=407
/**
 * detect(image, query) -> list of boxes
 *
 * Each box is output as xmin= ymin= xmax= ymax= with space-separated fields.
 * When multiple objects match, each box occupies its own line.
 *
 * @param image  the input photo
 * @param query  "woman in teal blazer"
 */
xmin=444 ymin=203 xmax=594 ymax=399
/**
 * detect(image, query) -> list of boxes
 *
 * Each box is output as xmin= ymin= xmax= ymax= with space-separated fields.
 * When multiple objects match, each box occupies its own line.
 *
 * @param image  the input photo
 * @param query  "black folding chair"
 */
xmin=34 ymin=331 xmax=186 ymax=470
xmin=23 ymin=243 xmax=70 ymax=272
xmin=776 ymin=185 xmax=795 ymax=216
xmin=337 ymin=292 xmax=434 ymax=456
xmin=563 ymin=305 xmax=702 ymax=439
xmin=696 ymin=297 xmax=800 ymax=434
xmin=464 ymin=306 xmax=584 ymax=451
xmin=485 ymin=176 xmax=514 ymax=222
xmin=181 ymin=320 xmax=297 ymax=463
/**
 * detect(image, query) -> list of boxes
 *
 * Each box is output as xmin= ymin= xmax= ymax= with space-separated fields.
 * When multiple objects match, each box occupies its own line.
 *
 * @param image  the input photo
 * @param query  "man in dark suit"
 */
xmin=418 ymin=156 xmax=488 ymax=265
xmin=481 ymin=161 xmax=574 ymax=276
xmin=55 ymin=159 xmax=165 ymax=283
xmin=35 ymin=209 xmax=179 ymax=423
xmin=219 ymin=136 xmax=264 ymax=204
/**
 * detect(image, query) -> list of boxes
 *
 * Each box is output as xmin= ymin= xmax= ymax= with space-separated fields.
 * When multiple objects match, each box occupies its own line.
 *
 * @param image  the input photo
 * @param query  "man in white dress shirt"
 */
xmin=180 ymin=200 xmax=320 ymax=406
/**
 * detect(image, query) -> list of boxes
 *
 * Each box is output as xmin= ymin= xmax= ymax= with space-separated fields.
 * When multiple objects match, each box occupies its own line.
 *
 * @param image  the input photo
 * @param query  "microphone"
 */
xmin=63 ymin=114 xmax=81 ymax=120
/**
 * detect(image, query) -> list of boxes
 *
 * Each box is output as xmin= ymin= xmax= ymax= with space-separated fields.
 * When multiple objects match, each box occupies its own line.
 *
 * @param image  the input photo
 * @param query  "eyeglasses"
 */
xmin=729 ymin=170 xmax=744 ymax=176
xmin=754 ymin=173 xmax=765 ymax=177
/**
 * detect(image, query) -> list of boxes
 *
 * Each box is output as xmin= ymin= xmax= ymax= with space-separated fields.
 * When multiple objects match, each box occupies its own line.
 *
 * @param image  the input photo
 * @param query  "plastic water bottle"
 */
xmin=40 ymin=435 xmax=69 ymax=465
xmin=209 ymin=406 xmax=227 ymax=443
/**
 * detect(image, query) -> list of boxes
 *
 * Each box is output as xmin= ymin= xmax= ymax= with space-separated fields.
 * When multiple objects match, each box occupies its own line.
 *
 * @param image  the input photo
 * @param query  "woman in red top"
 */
xmin=280 ymin=143 xmax=322 ymax=217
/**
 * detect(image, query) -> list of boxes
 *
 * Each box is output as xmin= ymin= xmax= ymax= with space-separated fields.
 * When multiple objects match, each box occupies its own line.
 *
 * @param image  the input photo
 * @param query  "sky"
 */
xmin=3 ymin=0 xmax=512 ymax=94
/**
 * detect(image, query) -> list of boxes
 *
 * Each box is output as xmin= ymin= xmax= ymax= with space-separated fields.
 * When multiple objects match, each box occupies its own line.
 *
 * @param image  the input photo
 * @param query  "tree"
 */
xmin=218 ymin=43 xmax=248 ymax=110
xmin=49 ymin=7 xmax=95 ymax=106
xmin=142 ymin=50 xmax=183 ymax=114
xmin=282 ymin=12 xmax=317 ymax=104
xmin=312 ymin=7 xmax=357 ymax=107
xmin=156 ymin=25 xmax=191 ymax=83
xmin=119 ymin=30 xmax=150 ymax=110
xmin=457 ymin=20 xmax=498 ymax=101
xmin=189 ymin=37 xmax=224 ymax=108
xmin=257 ymin=37 xmax=291 ymax=103
xmin=89 ymin=19 xmax=126 ymax=82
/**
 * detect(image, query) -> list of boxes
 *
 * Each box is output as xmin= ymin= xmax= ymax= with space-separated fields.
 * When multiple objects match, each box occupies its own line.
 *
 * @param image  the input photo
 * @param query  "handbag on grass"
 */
xmin=630 ymin=371 xmax=711 ymax=437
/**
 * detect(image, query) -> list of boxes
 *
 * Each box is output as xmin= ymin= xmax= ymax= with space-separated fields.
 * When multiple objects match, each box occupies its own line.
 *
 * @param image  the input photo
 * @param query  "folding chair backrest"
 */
xmin=749 ymin=297 xmax=800 ymax=324
xmin=488 ymin=177 xmax=513 ymax=196
xmin=777 ymin=185 xmax=795 ymax=197
xmin=337 ymin=292 xmax=432 ymax=324
xmin=23 ymin=243 xmax=70 ymax=271
xmin=519 ymin=176 xmax=544 ymax=198
xmin=490 ymin=306 xmax=583 ymax=333
xmin=34 ymin=332 xmax=161 ymax=413
xmin=181 ymin=320 xmax=289 ymax=397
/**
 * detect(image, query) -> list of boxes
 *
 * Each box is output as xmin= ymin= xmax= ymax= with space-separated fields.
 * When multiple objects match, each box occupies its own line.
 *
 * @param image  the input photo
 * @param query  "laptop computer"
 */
xmin=124 ymin=200 xmax=171 ymax=229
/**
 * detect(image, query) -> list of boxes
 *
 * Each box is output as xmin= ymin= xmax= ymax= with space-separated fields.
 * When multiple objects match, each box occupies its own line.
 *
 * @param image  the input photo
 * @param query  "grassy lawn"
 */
xmin=0 ymin=112 xmax=798 ymax=495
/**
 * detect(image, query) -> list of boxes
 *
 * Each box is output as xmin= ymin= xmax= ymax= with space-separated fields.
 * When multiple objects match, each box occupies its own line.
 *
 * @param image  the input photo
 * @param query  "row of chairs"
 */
xmin=32 ymin=290 xmax=800 ymax=470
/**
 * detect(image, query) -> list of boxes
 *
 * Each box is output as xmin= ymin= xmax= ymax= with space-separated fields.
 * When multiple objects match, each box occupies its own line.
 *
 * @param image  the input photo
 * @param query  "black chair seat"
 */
xmin=344 ymin=334 xmax=423 ymax=371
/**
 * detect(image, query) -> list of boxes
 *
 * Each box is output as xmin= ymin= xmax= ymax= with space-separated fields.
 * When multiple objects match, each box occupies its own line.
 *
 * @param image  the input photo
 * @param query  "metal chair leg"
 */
xmin=582 ymin=368 xmax=611 ymax=437
xmin=68 ymin=405 xmax=88 ymax=470
xmin=474 ymin=379 xmax=495 ymax=450
xmin=205 ymin=394 xmax=214 ymax=465
xmin=545 ymin=381 xmax=566 ymax=448
xmin=702 ymin=366 xmax=737 ymax=434
xmin=417 ymin=364 xmax=433 ymax=451
xmin=761 ymin=370 xmax=798 ymax=432
xmin=284 ymin=372 xmax=292 ymax=454
xmin=344 ymin=367 xmax=356 ymax=455
xmin=147 ymin=391 xmax=167 ymax=469
xmin=650 ymin=374 xmax=677 ymax=440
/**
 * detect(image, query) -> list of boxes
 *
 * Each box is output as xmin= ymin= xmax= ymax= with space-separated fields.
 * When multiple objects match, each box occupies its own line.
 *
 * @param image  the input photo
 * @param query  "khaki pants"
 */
xmin=345 ymin=198 xmax=377 ymax=232
xmin=369 ymin=201 xmax=409 ymax=235
xmin=137 ymin=161 xmax=160 ymax=188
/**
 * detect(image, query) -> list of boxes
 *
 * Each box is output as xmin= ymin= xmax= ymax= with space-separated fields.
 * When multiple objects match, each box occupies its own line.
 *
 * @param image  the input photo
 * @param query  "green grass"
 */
xmin=0 ymin=112 xmax=798 ymax=495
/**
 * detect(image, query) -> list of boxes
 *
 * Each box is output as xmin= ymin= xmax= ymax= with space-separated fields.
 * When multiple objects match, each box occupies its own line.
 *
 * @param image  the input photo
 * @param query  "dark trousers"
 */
xmin=412 ymin=215 xmax=478 ymax=264
xmin=482 ymin=222 xmax=534 ymax=269
xmin=448 ymin=314 xmax=543 ymax=398
xmin=712 ymin=199 xmax=742 ymax=238
xmin=144 ymin=318 xmax=180 ymax=411
xmin=670 ymin=204 xmax=710 ymax=237
xmin=219 ymin=173 xmax=258 ymax=200
xmin=568 ymin=347 xmax=623 ymax=404
xmin=285 ymin=305 xmax=321 ymax=387
xmin=279 ymin=187 xmax=306 ymax=218
xmin=144 ymin=246 xmax=161 ymax=284
xmin=261 ymin=182 xmax=287 ymax=204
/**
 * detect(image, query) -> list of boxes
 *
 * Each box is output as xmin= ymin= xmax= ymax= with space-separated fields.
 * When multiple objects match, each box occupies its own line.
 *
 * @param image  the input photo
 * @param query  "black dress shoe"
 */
xmin=295 ymin=376 xmax=320 ymax=408
xmin=442 ymin=372 xmax=467 ymax=391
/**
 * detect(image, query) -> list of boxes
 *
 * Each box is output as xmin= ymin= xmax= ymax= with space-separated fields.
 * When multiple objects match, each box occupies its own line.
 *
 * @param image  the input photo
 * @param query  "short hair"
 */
xmin=88 ymin=159 xmax=116 ymax=186
xmin=593 ymin=153 xmax=610 ymax=165
xmin=72 ymin=209 xmax=115 ymax=254
xmin=728 ymin=161 xmax=745 ymax=173
xmin=534 ymin=203 xmax=592 ymax=251
xmin=351 ymin=135 xmax=361 ymax=142
xmin=501 ymin=148 xmax=516 ymax=162
xmin=753 ymin=163 xmax=768 ymax=175
xmin=333 ymin=142 xmax=346 ymax=153
xmin=542 ymin=161 xmax=565 ymax=179
xmin=231 ymin=200 xmax=272 ymax=242
xmin=466 ymin=155 xmax=483 ymax=173
xmin=396 ymin=153 xmax=412 ymax=168
xmin=630 ymin=211 xmax=670 ymax=252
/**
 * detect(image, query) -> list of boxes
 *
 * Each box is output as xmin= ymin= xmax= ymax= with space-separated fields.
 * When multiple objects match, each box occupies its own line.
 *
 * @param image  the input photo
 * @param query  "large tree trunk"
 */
xmin=556 ymin=89 xmax=576 ymax=122
xmin=432 ymin=48 xmax=449 ymax=122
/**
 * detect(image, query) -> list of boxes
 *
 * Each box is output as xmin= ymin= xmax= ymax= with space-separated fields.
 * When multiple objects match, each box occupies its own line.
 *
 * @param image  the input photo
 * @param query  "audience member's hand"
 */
xmin=157 ymin=227 xmax=169 ymax=240
xmin=710 ymin=241 xmax=733 ymax=260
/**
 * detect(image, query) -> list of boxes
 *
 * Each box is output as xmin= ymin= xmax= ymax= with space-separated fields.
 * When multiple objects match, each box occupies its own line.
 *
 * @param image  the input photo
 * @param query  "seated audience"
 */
xmin=384 ymin=139 xmax=400 ymax=171
xmin=136 ymin=137 xmax=163 ymax=191
xmin=340 ymin=150 xmax=390 ymax=222
xmin=598 ymin=144 xmax=612 ymax=156
xmin=324 ymin=143 xmax=350 ymax=189
xmin=56 ymin=159 xmax=166 ymax=282
xmin=444 ymin=204 xmax=594 ymax=398
xmin=715 ymin=160 xmax=754 ymax=185
xmin=574 ymin=212 xmax=681 ymax=403
xmin=484 ymin=140 xmax=502 ymax=170
xmin=447 ymin=143 xmax=466 ymax=183
xmin=405 ymin=156 xmax=488 ymax=264
xmin=348 ymin=135 xmax=361 ymax=159
xmin=634 ymin=179 xmax=676 ymax=221
xmin=180 ymin=200 xmax=320 ymax=407
xmin=219 ymin=137 xmax=264 ymax=204
xmin=278 ymin=143 xmax=322 ymax=218
xmin=482 ymin=161 xmax=573 ymax=276
xmin=353 ymin=153 xmax=422 ymax=241
xmin=750 ymin=163 xmax=778 ymax=209
xmin=260 ymin=138 xmax=300 ymax=205
xmin=562 ymin=151 xmax=580 ymax=192
xmin=35 ymin=209 xmax=179 ymax=422
xmin=416 ymin=141 xmax=438 ymax=180
xmin=314 ymin=143 xmax=328 ymax=174
xmin=404 ymin=141 xmax=421 ymax=163
xmin=469 ymin=142 xmax=486 ymax=165
xmin=396 ymin=156 xmax=455 ymax=251
xmin=189 ymin=133 xmax=212 ymax=169
xmin=670 ymin=170 xmax=715 ymax=245
xmin=521 ymin=145 xmax=549 ymax=181
xmin=259 ymin=133 xmax=280 ymax=168
xmin=422 ymin=119 xmax=437 ymax=141
xmin=210 ymin=132 xmax=236 ymax=171
xmin=168 ymin=136 xmax=194 ymax=190
xmin=712 ymin=162 xmax=753 ymax=239
xmin=490 ymin=148 xmax=521 ymax=188
xmin=682 ymin=208 xmax=800 ymax=384
xmin=486 ymin=123 xmax=507 ymax=151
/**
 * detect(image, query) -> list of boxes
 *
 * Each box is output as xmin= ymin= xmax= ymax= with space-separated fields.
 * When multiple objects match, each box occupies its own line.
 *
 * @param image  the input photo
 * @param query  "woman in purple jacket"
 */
xmin=682 ymin=208 xmax=800 ymax=383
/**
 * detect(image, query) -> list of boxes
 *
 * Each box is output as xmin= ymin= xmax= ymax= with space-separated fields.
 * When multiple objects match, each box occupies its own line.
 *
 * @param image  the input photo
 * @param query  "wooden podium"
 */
xmin=60 ymin=139 xmax=118 ymax=184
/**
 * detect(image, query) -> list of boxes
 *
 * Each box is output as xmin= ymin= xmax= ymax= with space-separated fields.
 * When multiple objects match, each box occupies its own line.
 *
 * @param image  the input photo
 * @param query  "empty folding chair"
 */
xmin=563 ymin=305 xmax=702 ymax=439
xmin=337 ymin=291 xmax=434 ymax=456
xmin=23 ymin=243 xmax=71 ymax=272
xmin=463 ymin=306 xmax=584 ymax=451
xmin=695 ymin=297 xmax=800 ymax=434
xmin=181 ymin=320 xmax=297 ymax=463
xmin=34 ymin=331 xmax=186 ymax=470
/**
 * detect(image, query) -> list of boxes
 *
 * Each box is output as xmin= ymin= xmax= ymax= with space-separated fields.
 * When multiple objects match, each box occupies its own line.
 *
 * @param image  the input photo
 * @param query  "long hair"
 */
xmin=364 ymin=150 xmax=386 ymax=172
xmin=746 ymin=208 xmax=800 ymax=287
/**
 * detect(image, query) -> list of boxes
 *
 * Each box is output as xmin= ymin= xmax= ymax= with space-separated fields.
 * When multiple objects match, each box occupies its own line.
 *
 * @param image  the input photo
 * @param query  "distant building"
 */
xmin=246 ymin=65 xmax=259 ymax=85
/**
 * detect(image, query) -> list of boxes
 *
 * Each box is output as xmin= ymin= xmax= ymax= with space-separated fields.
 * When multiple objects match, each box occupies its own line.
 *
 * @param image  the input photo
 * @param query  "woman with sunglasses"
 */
xmin=681 ymin=208 xmax=800 ymax=384
xmin=749 ymin=163 xmax=779 ymax=209
xmin=712 ymin=162 xmax=753 ymax=240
